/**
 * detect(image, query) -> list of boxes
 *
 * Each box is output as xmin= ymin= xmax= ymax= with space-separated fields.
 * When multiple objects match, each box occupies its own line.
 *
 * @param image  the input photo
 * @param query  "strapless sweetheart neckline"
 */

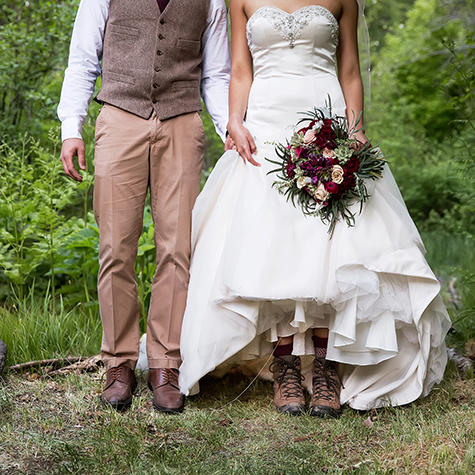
xmin=247 ymin=4 xmax=338 ymax=26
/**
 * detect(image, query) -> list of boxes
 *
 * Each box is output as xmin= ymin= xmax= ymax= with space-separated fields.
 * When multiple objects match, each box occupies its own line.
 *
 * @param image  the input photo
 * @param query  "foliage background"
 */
xmin=0 ymin=0 xmax=474 ymax=365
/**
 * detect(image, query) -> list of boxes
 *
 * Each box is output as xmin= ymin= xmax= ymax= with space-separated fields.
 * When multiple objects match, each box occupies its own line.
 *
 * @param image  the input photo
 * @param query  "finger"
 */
xmin=237 ymin=145 xmax=252 ymax=164
xmin=60 ymin=154 xmax=72 ymax=178
xmin=77 ymin=145 xmax=86 ymax=170
xmin=248 ymin=155 xmax=261 ymax=167
xmin=238 ymin=146 xmax=260 ymax=167
xmin=238 ymin=149 xmax=248 ymax=164
xmin=248 ymin=136 xmax=257 ymax=154
xmin=61 ymin=152 xmax=83 ymax=182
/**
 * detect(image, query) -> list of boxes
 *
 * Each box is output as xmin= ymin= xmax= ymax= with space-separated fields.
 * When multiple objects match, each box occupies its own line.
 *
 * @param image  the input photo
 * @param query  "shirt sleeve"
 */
xmin=57 ymin=0 xmax=109 ymax=141
xmin=201 ymin=0 xmax=231 ymax=142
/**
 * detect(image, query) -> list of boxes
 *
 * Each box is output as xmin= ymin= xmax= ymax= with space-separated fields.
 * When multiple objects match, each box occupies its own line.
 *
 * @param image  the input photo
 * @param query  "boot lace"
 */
xmin=312 ymin=358 xmax=343 ymax=402
xmin=269 ymin=358 xmax=305 ymax=399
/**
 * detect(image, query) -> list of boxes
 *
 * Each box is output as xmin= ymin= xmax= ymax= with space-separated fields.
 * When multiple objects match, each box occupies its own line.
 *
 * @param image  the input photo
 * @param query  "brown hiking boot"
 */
xmin=310 ymin=357 xmax=342 ymax=418
xmin=269 ymin=355 xmax=306 ymax=415
xmin=101 ymin=365 xmax=137 ymax=409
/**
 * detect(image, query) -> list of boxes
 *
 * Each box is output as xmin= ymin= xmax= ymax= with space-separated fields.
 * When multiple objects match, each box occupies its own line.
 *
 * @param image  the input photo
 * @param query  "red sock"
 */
xmin=274 ymin=342 xmax=293 ymax=357
xmin=312 ymin=335 xmax=328 ymax=358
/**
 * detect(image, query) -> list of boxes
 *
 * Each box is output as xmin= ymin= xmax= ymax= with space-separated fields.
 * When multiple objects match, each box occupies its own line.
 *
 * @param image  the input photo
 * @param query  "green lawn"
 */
xmin=1 ymin=364 xmax=474 ymax=474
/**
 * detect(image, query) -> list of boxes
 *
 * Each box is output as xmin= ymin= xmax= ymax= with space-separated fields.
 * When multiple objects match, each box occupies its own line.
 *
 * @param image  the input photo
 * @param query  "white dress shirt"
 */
xmin=57 ymin=0 xmax=230 ymax=141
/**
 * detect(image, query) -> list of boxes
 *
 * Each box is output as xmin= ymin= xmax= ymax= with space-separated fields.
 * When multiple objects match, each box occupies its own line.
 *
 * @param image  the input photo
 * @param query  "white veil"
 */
xmin=355 ymin=0 xmax=371 ymax=109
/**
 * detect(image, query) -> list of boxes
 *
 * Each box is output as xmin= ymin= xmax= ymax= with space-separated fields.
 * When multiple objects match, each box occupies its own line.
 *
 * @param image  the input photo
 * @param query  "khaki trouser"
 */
xmin=93 ymin=104 xmax=205 ymax=370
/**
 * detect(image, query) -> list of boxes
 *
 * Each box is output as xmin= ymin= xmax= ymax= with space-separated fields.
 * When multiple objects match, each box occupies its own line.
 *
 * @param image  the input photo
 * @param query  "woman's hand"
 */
xmin=350 ymin=129 xmax=371 ymax=150
xmin=227 ymin=121 xmax=260 ymax=167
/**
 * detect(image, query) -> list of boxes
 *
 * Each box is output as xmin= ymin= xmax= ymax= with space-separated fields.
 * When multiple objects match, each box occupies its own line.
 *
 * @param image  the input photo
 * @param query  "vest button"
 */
xmin=154 ymin=67 xmax=160 ymax=72
xmin=160 ymin=19 xmax=165 ymax=24
xmin=153 ymin=83 xmax=159 ymax=89
xmin=152 ymin=99 xmax=157 ymax=104
xmin=156 ymin=50 xmax=163 ymax=55
xmin=158 ymin=34 xmax=165 ymax=40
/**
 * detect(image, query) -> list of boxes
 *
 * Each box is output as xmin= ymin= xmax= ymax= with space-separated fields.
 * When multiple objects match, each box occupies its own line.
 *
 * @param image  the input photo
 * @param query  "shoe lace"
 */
xmin=312 ymin=358 xmax=343 ymax=402
xmin=269 ymin=358 xmax=305 ymax=399
xmin=157 ymin=368 xmax=179 ymax=390
xmin=102 ymin=365 xmax=127 ymax=389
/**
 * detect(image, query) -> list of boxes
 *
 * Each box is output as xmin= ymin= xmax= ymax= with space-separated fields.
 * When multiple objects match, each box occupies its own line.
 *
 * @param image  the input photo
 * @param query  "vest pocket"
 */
xmin=108 ymin=24 xmax=139 ymax=37
xmin=171 ymin=80 xmax=199 ymax=89
xmin=107 ymin=72 xmax=136 ymax=85
xmin=176 ymin=38 xmax=200 ymax=53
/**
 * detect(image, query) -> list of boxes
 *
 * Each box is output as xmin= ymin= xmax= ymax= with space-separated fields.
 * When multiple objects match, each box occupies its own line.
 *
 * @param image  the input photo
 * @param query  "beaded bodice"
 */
xmin=245 ymin=5 xmax=340 ymax=82
xmin=246 ymin=5 xmax=339 ymax=50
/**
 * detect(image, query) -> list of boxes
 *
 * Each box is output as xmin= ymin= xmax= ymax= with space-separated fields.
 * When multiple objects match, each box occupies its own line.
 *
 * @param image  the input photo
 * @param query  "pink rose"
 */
xmin=303 ymin=129 xmax=316 ymax=144
xmin=322 ymin=147 xmax=336 ymax=159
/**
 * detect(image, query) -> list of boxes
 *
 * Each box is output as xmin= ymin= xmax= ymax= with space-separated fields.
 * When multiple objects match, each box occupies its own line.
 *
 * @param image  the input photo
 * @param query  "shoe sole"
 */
xmin=100 ymin=397 xmax=133 ymax=411
xmin=147 ymin=381 xmax=185 ymax=414
xmin=309 ymin=405 xmax=341 ymax=419
xmin=152 ymin=400 xmax=184 ymax=414
xmin=274 ymin=404 xmax=307 ymax=416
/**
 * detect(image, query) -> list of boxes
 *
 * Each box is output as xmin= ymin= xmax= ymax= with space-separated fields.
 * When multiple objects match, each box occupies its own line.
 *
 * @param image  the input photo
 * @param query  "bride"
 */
xmin=178 ymin=0 xmax=450 ymax=417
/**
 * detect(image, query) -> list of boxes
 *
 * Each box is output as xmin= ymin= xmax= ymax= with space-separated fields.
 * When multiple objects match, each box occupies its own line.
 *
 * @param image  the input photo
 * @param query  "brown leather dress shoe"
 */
xmin=101 ymin=365 xmax=137 ymax=409
xmin=149 ymin=368 xmax=185 ymax=414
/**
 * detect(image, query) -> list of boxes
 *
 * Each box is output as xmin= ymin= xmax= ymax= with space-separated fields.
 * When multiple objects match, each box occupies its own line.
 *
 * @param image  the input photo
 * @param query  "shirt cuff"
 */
xmin=61 ymin=117 xmax=84 ymax=142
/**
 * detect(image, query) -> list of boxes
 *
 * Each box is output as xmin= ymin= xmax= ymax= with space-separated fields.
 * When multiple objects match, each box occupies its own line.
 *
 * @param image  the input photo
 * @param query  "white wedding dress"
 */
xmin=178 ymin=5 xmax=451 ymax=410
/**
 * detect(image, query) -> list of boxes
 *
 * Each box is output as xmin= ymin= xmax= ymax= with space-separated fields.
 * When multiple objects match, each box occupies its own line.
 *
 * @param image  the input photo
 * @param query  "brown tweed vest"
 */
xmin=97 ymin=0 xmax=209 ymax=121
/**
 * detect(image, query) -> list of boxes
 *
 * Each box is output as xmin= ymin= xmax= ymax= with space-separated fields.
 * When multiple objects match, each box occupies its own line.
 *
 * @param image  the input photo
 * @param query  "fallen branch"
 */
xmin=7 ymin=356 xmax=85 ymax=373
xmin=447 ymin=347 xmax=474 ymax=375
xmin=47 ymin=355 xmax=102 ymax=376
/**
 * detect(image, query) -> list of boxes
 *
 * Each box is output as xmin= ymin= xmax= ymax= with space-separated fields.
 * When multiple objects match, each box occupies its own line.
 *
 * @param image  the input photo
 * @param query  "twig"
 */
xmin=449 ymin=277 xmax=461 ymax=310
xmin=7 ymin=356 xmax=85 ymax=372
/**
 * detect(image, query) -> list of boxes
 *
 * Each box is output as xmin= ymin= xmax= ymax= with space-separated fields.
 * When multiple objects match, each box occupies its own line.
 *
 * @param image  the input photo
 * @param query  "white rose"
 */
xmin=331 ymin=165 xmax=344 ymax=184
xmin=312 ymin=120 xmax=323 ymax=133
xmin=314 ymin=183 xmax=329 ymax=202
xmin=297 ymin=176 xmax=312 ymax=189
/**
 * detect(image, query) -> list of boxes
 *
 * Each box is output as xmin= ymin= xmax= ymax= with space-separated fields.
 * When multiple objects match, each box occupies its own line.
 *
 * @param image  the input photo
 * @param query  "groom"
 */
xmin=58 ymin=0 xmax=230 ymax=413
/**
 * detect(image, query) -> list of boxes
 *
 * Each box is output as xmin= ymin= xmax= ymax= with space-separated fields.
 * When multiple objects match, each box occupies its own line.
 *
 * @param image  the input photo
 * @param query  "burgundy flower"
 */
xmin=286 ymin=161 xmax=296 ymax=178
xmin=345 ymin=158 xmax=360 ymax=173
xmin=324 ymin=181 xmax=339 ymax=194
xmin=314 ymin=120 xmax=337 ymax=148
xmin=339 ymin=174 xmax=356 ymax=192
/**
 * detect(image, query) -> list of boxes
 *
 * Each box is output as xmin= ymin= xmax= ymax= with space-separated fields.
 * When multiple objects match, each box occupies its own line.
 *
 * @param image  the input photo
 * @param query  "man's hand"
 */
xmin=224 ymin=134 xmax=235 ymax=151
xmin=60 ymin=138 xmax=86 ymax=182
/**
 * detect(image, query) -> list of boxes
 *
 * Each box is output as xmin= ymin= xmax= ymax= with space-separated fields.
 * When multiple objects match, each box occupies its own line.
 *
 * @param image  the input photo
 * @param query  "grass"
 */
xmin=0 ymin=291 xmax=101 ymax=366
xmin=421 ymin=231 xmax=475 ymax=281
xmin=1 ymin=364 xmax=475 ymax=474
xmin=1 ymin=232 xmax=475 ymax=474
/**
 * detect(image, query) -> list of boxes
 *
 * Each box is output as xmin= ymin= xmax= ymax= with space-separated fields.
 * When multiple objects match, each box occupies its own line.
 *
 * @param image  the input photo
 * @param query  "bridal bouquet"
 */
xmin=267 ymin=105 xmax=387 ymax=237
